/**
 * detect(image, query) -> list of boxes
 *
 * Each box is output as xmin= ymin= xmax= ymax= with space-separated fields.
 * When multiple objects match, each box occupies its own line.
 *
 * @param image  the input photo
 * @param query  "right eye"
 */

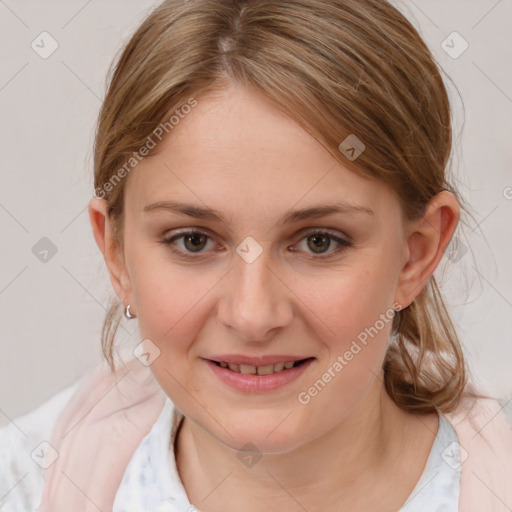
xmin=162 ymin=230 xmax=217 ymax=257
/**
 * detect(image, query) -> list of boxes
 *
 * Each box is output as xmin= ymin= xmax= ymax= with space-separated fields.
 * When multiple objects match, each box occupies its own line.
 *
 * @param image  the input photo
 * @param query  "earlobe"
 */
xmin=395 ymin=191 xmax=460 ymax=308
xmin=88 ymin=198 xmax=132 ymax=304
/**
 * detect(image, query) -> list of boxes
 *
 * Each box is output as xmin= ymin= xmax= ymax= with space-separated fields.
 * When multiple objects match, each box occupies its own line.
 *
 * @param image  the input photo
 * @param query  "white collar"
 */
xmin=399 ymin=413 xmax=461 ymax=511
xmin=113 ymin=397 xmax=460 ymax=512
xmin=113 ymin=396 xmax=190 ymax=512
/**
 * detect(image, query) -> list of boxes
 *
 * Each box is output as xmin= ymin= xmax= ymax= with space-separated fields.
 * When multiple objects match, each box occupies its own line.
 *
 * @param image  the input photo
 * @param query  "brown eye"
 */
xmin=183 ymin=232 xmax=208 ymax=252
xmin=294 ymin=229 xmax=352 ymax=258
xmin=163 ymin=230 xmax=215 ymax=256
xmin=306 ymin=233 xmax=331 ymax=253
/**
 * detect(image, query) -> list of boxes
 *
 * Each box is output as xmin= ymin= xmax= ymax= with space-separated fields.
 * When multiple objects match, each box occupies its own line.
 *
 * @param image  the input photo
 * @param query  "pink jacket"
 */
xmin=35 ymin=354 xmax=512 ymax=511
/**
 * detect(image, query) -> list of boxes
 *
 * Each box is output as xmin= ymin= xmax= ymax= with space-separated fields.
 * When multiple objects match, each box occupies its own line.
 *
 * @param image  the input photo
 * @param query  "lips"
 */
xmin=204 ymin=356 xmax=315 ymax=392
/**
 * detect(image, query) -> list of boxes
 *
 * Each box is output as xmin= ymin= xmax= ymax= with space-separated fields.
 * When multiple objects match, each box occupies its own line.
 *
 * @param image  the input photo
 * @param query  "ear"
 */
xmin=394 ymin=191 xmax=460 ymax=308
xmin=88 ymin=198 xmax=132 ymax=307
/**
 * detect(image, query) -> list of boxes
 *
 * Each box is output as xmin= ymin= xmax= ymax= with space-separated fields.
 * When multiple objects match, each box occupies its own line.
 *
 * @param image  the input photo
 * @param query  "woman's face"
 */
xmin=117 ymin=85 xmax=413 ymax=452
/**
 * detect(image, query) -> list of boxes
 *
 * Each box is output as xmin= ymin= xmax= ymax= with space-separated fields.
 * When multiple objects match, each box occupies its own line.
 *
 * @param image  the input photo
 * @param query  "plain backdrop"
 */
xmin=1 ymin=0 xmax=511 ymax=428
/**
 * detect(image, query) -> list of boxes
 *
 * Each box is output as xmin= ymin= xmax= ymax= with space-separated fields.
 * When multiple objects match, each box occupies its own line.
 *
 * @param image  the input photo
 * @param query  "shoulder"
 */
xmin=0 ymin=379 xmax=80 ymax=512
xmin=1 ymin=353 xmax=168 ymax=512
xmin=446 ymin=393 xmax=512 ymax=441
xmin=445 ymin=394 xmax=512 ymax=511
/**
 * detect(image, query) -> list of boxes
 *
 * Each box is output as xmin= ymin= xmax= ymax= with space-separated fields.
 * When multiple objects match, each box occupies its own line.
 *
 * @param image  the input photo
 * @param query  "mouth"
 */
xmin=204 ymin=356 xmax=316 ymax=393
xmin=208 ymin=357 xmax=314 ymax=376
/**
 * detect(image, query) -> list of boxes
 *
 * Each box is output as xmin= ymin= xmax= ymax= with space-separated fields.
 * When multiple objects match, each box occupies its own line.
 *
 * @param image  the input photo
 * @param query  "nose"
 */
xmin=217 ymin=248 xmax=293 ymax=343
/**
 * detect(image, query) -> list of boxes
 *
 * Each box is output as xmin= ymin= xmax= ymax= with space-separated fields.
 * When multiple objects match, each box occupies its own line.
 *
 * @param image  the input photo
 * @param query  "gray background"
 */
xmin=1 ymin=0 xmax=511 ymax=427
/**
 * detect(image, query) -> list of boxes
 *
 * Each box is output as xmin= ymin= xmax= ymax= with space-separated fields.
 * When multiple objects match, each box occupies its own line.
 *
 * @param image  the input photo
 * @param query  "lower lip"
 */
xmin=203 ymin=358 xmax=315 ymax=393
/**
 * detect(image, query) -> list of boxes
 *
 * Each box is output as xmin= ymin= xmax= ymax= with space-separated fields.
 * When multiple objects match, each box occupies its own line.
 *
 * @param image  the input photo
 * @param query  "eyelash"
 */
xmin=160 ymin=228 xmax=352 ymax=261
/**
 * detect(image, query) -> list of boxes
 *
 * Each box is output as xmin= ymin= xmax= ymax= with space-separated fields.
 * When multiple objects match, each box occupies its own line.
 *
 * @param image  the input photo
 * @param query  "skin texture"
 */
xmin=89 ymin=83 xmax=460 ymax=511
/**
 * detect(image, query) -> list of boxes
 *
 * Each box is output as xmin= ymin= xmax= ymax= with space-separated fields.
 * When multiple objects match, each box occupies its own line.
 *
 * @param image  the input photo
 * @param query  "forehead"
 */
xmin=124 ymin=85 xmax=399 ymax=222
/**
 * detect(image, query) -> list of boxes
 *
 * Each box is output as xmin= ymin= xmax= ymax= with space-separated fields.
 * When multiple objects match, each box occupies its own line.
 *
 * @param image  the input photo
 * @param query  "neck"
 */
xmin=175 ymin=381 xmax=432 ymax=512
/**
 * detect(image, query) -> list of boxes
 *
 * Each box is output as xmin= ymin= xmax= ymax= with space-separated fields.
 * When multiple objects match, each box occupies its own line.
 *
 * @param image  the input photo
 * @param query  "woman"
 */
xmin=1 ymin=1 xmax=511 ymax=511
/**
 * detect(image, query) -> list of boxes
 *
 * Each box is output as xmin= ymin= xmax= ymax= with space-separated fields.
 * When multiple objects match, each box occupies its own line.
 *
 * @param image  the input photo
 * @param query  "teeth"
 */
xmin=257 ymin=364 xmax=274 ymax=376
xmin=217 ymin=359 xmax=306 ymax=374
xmin=239 ymin=364 xmax=257 ymax=375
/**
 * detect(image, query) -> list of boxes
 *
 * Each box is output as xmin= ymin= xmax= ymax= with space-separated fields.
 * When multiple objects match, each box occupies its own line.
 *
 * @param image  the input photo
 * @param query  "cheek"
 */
xmin=131 ymin=263 xmax=212 ymax=351
xmin=301 ymin=257 xmax=398 ymax=347
xmin=293 ymin=260 xmax=398 ymax=407
xmin=125 ymin=246 xmax=221 ymax=393
xmin=131 ymin=271 xmax=211 ymax=412
xmin=126 ymin=236 xmax=209 ymax=333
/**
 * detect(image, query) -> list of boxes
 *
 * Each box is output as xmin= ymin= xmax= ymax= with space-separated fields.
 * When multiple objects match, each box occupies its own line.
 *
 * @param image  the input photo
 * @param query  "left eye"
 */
xmin=293 ymin=229 xmax=351 ymax=256
xmin=162 ymin=229 xmax=351 ymax=257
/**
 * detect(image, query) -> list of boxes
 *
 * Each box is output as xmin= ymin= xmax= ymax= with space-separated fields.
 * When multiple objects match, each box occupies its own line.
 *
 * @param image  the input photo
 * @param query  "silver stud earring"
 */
xmin=124 ymin=304 xmax=136 ymax=319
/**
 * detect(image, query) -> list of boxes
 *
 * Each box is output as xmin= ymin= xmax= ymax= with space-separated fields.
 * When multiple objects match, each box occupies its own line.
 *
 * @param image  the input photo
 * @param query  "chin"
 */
xmin=221 ymin=432 xmax=303 ymax=456
xmin=207 ymin=411 xmax=310 ymax=454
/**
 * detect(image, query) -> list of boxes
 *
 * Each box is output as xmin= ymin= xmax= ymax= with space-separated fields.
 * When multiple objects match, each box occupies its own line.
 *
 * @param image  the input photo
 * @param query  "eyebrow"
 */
xmin=143 ymin=200 xmax=374 ymax=225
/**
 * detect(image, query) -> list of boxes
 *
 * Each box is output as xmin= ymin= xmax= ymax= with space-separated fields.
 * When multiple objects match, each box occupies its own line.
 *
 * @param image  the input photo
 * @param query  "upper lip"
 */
xmin=204 ymin=355 xmax=313 ymax=366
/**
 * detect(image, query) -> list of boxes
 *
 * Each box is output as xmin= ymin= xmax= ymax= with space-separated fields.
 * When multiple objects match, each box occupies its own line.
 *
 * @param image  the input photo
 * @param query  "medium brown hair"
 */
xmin=93 ymin=0 xmax=468 ymax=413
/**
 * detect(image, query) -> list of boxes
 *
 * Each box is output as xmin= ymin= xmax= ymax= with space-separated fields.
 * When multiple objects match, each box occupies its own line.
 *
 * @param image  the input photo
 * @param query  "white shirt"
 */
xmin=0 ymin=382 xmax=461 ymax=512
